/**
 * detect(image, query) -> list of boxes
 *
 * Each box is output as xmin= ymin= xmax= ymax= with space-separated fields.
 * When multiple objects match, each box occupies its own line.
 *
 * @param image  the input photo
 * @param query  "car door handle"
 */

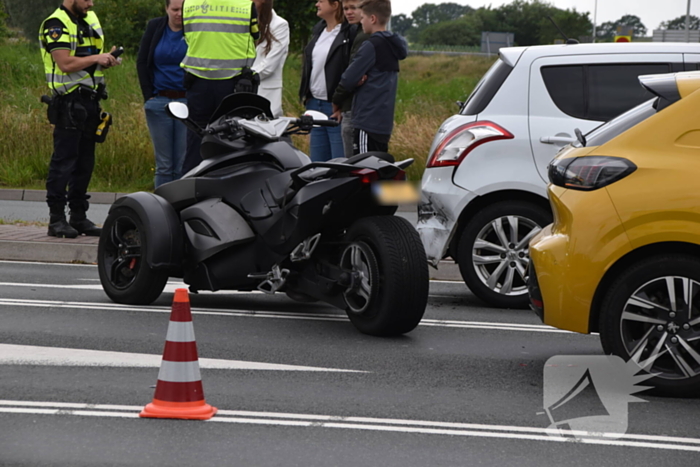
xmin=540 ymin=135 xmax=575 ymax=145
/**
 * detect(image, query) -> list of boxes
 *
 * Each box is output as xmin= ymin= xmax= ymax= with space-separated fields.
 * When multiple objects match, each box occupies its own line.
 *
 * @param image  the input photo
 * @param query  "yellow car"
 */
xmin=529 ymin=70 xmax=700 ymax=397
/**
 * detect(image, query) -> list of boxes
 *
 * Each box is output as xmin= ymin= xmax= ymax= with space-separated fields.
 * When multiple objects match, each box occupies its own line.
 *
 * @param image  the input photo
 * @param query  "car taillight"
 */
xmin=350 ymin=168 xmax=380 ymax=184
xmin=548 ymin=156 xmax=637 ymax=191
xmin=426 ymin=121 xmax=513 ymax=168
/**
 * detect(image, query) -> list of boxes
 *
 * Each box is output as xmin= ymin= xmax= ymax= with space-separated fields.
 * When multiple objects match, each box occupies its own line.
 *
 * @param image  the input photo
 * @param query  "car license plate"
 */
xmin=372 ymin=181 xmax=420 ymax=205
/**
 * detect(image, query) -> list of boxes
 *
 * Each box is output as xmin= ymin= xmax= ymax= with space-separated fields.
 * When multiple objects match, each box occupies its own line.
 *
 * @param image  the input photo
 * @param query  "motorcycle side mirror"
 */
xmin=302 ymin=110 xmax=328 ymax=121
xmin=166 ymin=102 xmax=189 ymax=120
xmin=165 ymin=101 xmax=204 ymax=137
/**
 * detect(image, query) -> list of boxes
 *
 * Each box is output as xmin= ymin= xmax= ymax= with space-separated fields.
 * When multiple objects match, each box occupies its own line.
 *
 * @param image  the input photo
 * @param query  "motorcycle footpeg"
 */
xmin=247 ymin=272 xmax=269 ymax=279
xmin=253 ymin=265 xmax=289 ymax=294
xmin=290 ymin=233 xmax=321 ymax=262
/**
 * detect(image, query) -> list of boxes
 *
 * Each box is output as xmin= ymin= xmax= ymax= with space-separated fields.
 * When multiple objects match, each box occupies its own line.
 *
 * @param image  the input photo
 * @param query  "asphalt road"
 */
xmin=0 ymin=261 xmax=698 ymax=466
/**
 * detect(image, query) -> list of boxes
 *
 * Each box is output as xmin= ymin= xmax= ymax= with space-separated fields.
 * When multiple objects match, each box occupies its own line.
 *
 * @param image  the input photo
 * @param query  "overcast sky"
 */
xmin=393 ymin=1 xmax=700 ymax=32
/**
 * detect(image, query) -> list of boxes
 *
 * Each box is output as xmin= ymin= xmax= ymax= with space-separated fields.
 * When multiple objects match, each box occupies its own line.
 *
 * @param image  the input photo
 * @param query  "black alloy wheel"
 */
xmin=98 ymin=207 xmax=168 ymax=305
xmin=341 ymin=216 xmax=429 ymax=336
xmin=600 ymin=255 xmax=700 ymax=397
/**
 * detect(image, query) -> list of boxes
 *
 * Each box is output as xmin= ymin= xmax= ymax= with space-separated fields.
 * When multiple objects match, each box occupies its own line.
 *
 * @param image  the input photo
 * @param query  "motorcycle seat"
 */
xmin=346 ymin=152 xmax=395 ymax=165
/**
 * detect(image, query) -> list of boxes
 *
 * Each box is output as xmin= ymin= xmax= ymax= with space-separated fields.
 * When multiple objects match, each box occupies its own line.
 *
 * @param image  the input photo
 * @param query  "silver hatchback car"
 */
xmin=417 ymin=42 xmax=700 ymax=309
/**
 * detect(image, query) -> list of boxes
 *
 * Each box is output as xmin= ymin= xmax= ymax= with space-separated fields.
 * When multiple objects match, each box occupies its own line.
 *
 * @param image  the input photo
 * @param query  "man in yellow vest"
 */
xmin=181 ymin=0 xmax=259 ymax=173
xmin=39 ymin=0 xmax=120 ymax=238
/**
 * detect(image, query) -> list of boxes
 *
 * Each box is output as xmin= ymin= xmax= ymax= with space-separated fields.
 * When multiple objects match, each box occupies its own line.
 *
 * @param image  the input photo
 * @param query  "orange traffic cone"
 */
xmin=140 ymin=288 xmax=217 ymax=420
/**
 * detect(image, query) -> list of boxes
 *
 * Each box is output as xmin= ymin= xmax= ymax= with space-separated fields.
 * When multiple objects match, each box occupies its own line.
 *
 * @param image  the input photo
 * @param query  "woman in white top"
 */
xmin=299 ymin=0 xmax=356 ymax=161
xmin=251 ymin=0 xmax=289 ymax=118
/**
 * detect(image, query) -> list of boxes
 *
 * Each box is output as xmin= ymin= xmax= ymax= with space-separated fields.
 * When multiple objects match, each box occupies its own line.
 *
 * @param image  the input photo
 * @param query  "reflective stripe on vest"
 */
xmin=39 ymin=8 xmax=104 ymax=95
xmin=182 ymin=0 xmax=256 ymax=80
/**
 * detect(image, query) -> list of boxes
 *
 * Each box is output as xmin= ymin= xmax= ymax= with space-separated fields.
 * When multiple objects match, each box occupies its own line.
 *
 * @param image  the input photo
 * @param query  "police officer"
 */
xmin=39 ymin=0 xmax=120 ymax=238
xmin=181 ymin=0 xmax=259 ymax=173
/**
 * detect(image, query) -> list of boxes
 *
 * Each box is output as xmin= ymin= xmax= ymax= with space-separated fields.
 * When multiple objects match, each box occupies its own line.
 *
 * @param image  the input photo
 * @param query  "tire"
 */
xmin=98 ymin=206 xmax=169 ymax=305
xmin=458 ymin=201 xmax=551 ymax=309
xmin=341 ymin=216 xmax=429 ymax=336
xmin=599 ymin=255 xmax=700 ymax=397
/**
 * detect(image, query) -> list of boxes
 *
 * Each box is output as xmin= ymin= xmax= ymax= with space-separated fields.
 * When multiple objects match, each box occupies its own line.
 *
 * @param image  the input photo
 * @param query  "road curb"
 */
xmin=0 ymin=189 xmax=128 ymax=204
xmin=0 ymin=240 xmax=98 ymax=263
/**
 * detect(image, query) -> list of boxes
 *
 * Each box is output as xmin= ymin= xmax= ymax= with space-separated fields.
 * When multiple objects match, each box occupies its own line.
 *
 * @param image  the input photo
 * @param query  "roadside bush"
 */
xmin=93 ymin=0 xmax=163 ymax=51
xmin=2 ymin=0 xmax=56 ymax=40
xmin=0 ymin=2 xmax=9 ymax=38
xmin=2 ymin=0 xmax=161 ymax=50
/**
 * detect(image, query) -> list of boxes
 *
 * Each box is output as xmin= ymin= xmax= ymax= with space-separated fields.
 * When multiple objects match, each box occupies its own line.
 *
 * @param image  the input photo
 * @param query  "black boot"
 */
xmin=48 ymin=213 xmax=79 ymax=238
xmin=70 ymin=211 xmax=102 ymax=236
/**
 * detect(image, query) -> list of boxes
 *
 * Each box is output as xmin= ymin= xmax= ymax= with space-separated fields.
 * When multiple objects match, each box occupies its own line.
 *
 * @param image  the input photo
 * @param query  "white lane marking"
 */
xmin=0 ymin=280 xmax=467 ymax=293
xmin=0 ymin=281 xmax=255 ymax=294
xmin=0 ymin=297 xmax=570 ymax=333
xmin=0 ymin=260 xmax=94 ymax=267
xmin=0 ymin=344 xmax=364 ymax=373
xmin=0 ymin=400 xmax=698 ymax=452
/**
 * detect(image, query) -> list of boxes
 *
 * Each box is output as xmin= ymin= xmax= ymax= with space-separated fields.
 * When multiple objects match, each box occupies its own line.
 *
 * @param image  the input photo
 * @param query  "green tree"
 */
xmin=391 ymin=13 xmax=413 ymax=37
xmin=274 ymin=0 xmax=317 ymax=53
xmin=403 ymin=2 xmax=473 ymax=43
xmin=538 ymin=9 xmax=592 ymax=44
xmin=411 ymin=2 xmax=472 ymax=30
xmin=596 ymin=14 xmax=647 ymax=40
xmin=473 ymin=0 xmax=591 ymax=46
xmin=418 ymin=14 xmax=482 ymax=46
xmin=659 ymin=15 xmax=700 ymax=30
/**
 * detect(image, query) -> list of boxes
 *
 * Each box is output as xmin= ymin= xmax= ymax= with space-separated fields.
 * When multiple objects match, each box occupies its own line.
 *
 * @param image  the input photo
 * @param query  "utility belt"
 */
xmin=42 ymin=85 xmax=113 ymax=143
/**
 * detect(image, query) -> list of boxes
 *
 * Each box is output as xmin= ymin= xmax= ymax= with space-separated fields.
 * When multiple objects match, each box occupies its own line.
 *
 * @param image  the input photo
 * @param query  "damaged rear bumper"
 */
xmin=416 ymin=167 xmax=476 ymax=267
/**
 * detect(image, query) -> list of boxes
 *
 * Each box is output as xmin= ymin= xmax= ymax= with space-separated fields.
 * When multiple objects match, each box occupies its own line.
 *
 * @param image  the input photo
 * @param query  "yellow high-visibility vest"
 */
xmin=182 ymin=0 xmax=257 ymax=80
xmin=39 ymin=8 xmax=105 ymax=95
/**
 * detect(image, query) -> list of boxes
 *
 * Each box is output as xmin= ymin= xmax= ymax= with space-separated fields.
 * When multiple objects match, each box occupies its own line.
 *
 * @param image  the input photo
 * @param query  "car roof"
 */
xmin=499 ymin=42 xmax=700 ymax=67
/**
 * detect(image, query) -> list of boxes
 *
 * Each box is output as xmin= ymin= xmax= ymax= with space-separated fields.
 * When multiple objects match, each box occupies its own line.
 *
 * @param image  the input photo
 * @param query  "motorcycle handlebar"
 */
xmin=207 ymin=119 xmax=236 ymax=134
xmin=313 ymin=119 xmax=339 ymax=128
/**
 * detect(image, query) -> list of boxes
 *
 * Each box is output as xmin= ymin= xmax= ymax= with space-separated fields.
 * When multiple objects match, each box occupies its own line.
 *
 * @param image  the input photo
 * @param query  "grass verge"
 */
xmin=0 ymin=39 xmax=494 ymax=191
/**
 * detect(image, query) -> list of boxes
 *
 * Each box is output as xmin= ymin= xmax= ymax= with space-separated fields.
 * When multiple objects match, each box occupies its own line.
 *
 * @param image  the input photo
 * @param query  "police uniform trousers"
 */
xmin=46 ymin=92 xmax=100 ymax=214
xmin=182 ymin=73 xmax=237 ymax=174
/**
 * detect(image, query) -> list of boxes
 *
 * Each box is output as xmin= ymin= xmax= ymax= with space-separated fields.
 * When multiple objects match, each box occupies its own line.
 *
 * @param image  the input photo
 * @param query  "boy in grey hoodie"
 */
xmin=339 ymin=0 xmax=407 ymax=154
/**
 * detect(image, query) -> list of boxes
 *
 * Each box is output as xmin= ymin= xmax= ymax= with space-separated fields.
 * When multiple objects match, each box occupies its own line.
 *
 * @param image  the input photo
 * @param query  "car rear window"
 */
xmin=460 ymin=59 xmax=513 ymax=116
xmin=576 ymin=98 xmax=657 ymax=148
xmin=542 ymin=63 xmax=672 ymax=122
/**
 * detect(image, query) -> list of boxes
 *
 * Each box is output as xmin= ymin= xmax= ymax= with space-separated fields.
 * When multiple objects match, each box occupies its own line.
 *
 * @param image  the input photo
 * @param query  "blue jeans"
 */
xmin=306 ymin=98 xmax=344 ymax=162
xmin=144 ymin=95 xmax=187 ymax=187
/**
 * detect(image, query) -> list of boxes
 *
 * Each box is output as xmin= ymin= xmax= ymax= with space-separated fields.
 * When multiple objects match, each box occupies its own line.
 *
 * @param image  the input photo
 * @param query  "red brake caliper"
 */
xmin=129 ymin=258 xmax=137 ymax=269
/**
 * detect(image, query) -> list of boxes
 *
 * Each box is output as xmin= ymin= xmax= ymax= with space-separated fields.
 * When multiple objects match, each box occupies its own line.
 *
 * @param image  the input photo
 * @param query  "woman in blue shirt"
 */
xmin=137 ymin=0 xmax=188 ymax=188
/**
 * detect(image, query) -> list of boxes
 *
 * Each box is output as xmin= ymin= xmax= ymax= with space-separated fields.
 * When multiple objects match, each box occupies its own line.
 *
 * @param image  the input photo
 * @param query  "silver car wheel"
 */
xmin=622 ymin=276 xmax=700 ymax=380
xmin=471 ymin=215 xmax=541 ymax=297
xmin=341 ymin=242 xmax=376 ymax=314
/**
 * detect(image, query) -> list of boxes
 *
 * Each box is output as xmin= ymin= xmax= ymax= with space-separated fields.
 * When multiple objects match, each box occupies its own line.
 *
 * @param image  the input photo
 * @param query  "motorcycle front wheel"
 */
xmin=98 ymin=206 xmax=169 ymax=305
xmin=341 ymin=216 xmax=429 ymax=336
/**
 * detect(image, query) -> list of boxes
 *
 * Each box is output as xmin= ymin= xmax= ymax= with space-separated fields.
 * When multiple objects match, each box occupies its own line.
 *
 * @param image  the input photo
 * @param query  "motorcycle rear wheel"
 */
xmin=342 ymin=216 xmax=429 ymax=336
xmin=98 ymin=206 xmax=168 ymax=305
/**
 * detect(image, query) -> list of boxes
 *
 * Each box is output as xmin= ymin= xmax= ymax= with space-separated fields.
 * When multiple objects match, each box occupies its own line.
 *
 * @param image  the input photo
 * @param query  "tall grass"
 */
xmin=0 ymin=39 xmax=495 ymax=191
